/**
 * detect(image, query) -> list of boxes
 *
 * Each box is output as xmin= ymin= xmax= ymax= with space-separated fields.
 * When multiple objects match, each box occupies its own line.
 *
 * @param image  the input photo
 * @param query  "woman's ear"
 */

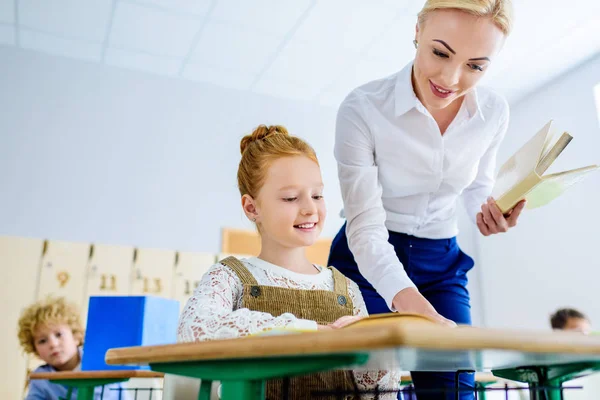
xmin=415 ymin=22 xmax=420 ymax=44
xmin=241 ymin=194 xmax=259 ymax=222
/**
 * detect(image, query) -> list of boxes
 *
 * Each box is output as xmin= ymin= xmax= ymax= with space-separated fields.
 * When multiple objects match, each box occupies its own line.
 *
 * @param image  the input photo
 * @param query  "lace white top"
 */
xmin=177 ymin=257 xmax=401 ymax=398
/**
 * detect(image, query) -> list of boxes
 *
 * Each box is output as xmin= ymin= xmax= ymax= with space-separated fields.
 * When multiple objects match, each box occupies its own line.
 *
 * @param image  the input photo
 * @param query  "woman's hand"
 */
xmin=317 ymin=315 xmax=365 ymax=331
xmin=477 ymin=197 xmax=526 ymax=237
xmin=392 ymin=288 xmax=456 ymax=327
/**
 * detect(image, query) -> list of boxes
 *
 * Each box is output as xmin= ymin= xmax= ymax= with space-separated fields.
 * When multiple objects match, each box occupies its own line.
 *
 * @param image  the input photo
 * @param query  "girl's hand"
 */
xmin=317 ymin=316 xmax=365 ymax=330
xmin=329 ymin=315 xmax=365 ymax=329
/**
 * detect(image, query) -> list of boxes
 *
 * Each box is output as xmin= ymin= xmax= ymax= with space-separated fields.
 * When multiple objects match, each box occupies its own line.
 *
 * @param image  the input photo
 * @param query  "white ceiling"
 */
xmin=1 ymin=0 xmax=599 ymax=107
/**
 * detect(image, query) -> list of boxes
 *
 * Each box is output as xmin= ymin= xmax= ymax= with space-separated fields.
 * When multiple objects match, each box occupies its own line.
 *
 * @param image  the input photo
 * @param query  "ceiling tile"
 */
xmin=130 ymin=0 xmax=213 ymax=16
xmin=19 ymin=0 xmax=112 ymax=42
xmin=317 ymin=86 xmax=350 ymax=109
xmin=20 ymin=29 xmax=102 ymax=62
xmin=211 ymin=0 xmax=312 ymax=36
xmin=291 ymin=0 xmax=398 ymax=53
xmin=182 ymin=62 xmax=256 ymax=91
xmin=482 ymin=1 xmax=600 ymax=103
xmin=486 ymin=17 xmax=600 ymax=104
xmin=105 ymin=47 xmax=183 ymax=76
xmin=317 ymin=57 xmax=403 ymax=108
xmin=262 ymin=39 xmax=359 ymax=88
xmin=350 ymin=58 xmax=403 ymax=89
xmin=0 ymin=24 xmax=15 ymax=45
xmin=253 ymin=76 xmax=321 ymax=101
xmin=395 ymin=0 xmax=426 ymax=17
xmin=0 ymin=1 xmax=14 ymax=24
xmin=366 ymin=15 xmax=416 ymax=63
xmin=109 ymin=1 xmax=202 ymax=57
xmin=190 ymin=21 xmax=281 ymax=74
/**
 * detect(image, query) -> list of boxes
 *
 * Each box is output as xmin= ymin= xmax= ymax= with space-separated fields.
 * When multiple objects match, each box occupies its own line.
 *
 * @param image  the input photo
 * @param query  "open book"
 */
xmin=491 ymin=120 xmax=599 ymax=214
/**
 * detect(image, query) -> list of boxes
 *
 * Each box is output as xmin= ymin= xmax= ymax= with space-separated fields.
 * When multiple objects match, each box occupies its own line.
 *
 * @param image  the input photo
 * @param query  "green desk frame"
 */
xmin=44 ymin=358 xmax=600 ymax=400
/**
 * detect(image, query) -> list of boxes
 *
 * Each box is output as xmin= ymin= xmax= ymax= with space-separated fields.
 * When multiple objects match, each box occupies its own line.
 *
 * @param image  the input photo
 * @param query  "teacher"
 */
xmin=328 ymin=0 xmax=524 ymax=398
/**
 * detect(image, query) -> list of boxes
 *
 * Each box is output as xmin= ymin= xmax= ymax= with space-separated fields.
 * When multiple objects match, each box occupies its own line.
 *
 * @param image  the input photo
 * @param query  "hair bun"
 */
xmin=240 ymin=125 xmax=289 ymax=154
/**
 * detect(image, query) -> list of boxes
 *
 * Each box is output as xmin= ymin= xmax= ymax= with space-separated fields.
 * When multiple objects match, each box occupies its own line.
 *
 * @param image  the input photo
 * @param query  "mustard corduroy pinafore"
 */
xmin=220 ymin=256 xmax=360 ymax=399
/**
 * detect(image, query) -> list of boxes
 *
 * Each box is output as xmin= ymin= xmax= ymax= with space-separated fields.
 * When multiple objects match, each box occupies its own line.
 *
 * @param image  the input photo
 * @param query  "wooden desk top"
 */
xmin=105 ymin=315 xmax=600 ymax=372
xmin=29 ymin=370 xmax=164 ymax=380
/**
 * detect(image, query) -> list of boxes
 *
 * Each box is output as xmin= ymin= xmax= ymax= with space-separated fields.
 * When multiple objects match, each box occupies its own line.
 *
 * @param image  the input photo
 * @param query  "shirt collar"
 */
xmin=394 ymin=61 xmax=418 ymax=117
xmin=465 ymin=87 xmax=486 ymax=122
xmin=394 ymin=61 xmax=485 ymax=122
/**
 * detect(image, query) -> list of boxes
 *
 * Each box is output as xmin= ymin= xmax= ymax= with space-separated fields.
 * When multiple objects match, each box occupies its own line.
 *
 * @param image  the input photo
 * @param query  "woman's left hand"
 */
xmin=477 ymin=197 xmax=526 ymax=236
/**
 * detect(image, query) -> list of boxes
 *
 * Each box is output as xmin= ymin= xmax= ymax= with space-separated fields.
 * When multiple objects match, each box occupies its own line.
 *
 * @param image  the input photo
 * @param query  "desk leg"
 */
xmin=493 ymin=363 xmax=600 ymax=400
xmin=221 ymin=380 xmax=265 ymax=400
xmin=546 ymin=378 xmax=564 ymax=400
xmin=76 ymin=386 xmax=95 ymax=400
xmin=475 ymin=383 xmax=486 ymax=400
xmin=53 ymin=378 xmax=129 ymax=400
xmin=198 ymin=380 xmax=213 ymax=400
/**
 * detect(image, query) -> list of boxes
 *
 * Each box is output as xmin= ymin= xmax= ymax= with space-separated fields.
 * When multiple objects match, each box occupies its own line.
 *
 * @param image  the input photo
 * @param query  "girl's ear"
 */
xmin=241 ymin=194 xmax=259 ymax=222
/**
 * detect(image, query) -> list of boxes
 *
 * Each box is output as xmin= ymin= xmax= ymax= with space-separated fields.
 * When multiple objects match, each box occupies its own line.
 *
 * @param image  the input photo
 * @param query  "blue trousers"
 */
xmin=328 ymin=224 xmax=476 ymax=400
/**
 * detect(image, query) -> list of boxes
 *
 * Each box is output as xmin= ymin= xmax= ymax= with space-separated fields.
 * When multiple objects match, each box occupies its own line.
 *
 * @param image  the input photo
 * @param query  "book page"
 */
xmin=491 ymin=120 xmax=554 ymax=198
xmin=525 ymin=165 xmax=599 ymax=209
xmin=535 ymin=132 xmax=573 ymax=176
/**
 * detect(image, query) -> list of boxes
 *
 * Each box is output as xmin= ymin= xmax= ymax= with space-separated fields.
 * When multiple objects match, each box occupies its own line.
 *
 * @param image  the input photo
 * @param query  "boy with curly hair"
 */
xmin=18 ymin=296 xmax=124 ymax=399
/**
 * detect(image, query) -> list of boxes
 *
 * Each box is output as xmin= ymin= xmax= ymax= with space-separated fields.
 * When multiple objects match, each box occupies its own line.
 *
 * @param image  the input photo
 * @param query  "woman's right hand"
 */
xmin=392 ymin=287 xmax=456 ymax=327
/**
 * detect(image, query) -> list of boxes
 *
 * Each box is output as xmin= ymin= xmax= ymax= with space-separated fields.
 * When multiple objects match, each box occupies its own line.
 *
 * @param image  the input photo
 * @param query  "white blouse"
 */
xmin=177 ymin=257 xmax=401 ymax=398
xmin=335 ymin=61 xmax=510 ymax=309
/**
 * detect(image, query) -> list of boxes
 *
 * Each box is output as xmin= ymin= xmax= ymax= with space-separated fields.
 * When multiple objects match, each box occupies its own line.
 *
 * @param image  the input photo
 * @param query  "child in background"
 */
xmin=178 ymin=125 xmax=400 ymax=399
xmin=550 ymin=308 xmax=591 ymax=334
xmin=549 ymin=310 xmax=599 ymax=399
xmin=18 ymin=296 xmax=125 ymax=400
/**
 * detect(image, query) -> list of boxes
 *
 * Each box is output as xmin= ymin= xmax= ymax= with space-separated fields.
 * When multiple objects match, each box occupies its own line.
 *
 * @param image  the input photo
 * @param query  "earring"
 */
xmin=252 ymin=217 xmax=257 ymax=222
xmin=413 ymin=39 xmax=418 ymax=49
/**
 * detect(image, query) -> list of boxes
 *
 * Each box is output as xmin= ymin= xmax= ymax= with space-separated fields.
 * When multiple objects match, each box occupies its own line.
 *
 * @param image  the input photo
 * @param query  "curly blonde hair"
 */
xmin=17 ymin=296 xmax=84 ymax=355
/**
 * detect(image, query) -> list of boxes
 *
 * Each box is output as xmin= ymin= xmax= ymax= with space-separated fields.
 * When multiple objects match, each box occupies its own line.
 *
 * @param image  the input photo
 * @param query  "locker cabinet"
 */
xmin=86 ymin=243 xmax=134 ymax=297
xmin=130 ymin=248 xmax=176 ymax=298
xmin=172 ymin=252 xmax=216 ymax=311
xmin=0 ymin=236 xmax=44 ymax=400
xmin=37 ymin=240 xmax=91 ymax=322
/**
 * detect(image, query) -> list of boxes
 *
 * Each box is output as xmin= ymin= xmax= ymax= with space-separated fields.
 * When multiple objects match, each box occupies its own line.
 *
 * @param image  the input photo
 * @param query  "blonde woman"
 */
xmin=328 ymin=1 xmax=522 ymax=399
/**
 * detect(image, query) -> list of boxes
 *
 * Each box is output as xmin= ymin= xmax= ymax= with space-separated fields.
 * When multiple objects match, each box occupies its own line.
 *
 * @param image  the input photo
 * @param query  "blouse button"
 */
xmin=337 ymin=295 xmax=347 ymax=306
xmin=250 ymin=286 xmax=261 ymax=297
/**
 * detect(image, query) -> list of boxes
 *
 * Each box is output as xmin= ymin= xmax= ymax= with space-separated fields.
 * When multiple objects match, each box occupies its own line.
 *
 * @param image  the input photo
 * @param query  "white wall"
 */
xmin=0 ymin=45 xmax=484 ymax=322
xmin=0 ymin=45 xmax=346 ymax=251
xmin=478 ymin=52 xmax=600 ymax=330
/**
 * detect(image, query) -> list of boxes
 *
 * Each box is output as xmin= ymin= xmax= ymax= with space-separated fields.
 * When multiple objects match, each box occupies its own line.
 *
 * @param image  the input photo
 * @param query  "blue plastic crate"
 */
xmin=82 ymin=296 xmax=180 ymax=371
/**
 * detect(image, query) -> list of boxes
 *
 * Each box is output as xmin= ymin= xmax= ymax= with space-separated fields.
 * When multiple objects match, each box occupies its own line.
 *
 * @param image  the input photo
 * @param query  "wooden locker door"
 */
xmin=37 ymin=240 xmax=91 ymax=318
xmin=0 ymin=236 xmax=44 ymax=400
xmin=221 ymin=228 xmax=261 ymax=256
xmin=305 ymin=237 xmax=332 ymax=267
xmin=172 ymin=252 xmax=216 ymax=311
xmin=130 ymin=248 xmax=176 ymax=298
xmin=221 ymin=227 xmax=332 ymax=266
xmin=86 ymin=243 xmax=134 ymax=297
